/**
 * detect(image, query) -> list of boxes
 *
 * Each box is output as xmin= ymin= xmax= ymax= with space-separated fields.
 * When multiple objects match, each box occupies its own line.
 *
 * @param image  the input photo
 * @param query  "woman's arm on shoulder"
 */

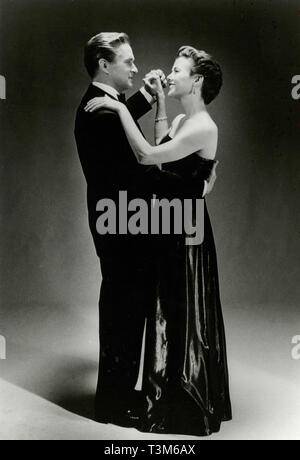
xmin=84 ymin=96 xmax=217 ymax=165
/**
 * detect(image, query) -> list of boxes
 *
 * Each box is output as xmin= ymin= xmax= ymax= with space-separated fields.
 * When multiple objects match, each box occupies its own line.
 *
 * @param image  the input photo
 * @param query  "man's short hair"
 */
xmin=84 ymin=32 xmax=130 ymax=78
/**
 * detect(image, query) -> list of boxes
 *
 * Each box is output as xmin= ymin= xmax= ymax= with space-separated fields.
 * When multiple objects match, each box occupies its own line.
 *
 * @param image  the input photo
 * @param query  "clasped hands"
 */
xmin=143 ymin=69 xmax=167 ymax=98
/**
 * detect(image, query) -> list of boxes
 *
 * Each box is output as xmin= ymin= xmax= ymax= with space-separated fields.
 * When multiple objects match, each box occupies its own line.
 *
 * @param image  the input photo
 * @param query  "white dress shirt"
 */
xmin=92 ymin=81 xmax=153 ymax=104
xmin=92 ymin=81 xmax=120 ymax=99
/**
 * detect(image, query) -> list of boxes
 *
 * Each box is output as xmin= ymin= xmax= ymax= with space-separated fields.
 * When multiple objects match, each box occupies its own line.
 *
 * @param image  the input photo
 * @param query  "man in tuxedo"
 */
xmin=75 ymin=32 xmax=216 ymax=429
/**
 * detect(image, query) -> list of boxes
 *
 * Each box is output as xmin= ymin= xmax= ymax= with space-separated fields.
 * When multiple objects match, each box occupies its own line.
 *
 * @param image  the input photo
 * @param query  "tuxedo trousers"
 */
xmin=95 ymin=236 xmax=156 ymax=418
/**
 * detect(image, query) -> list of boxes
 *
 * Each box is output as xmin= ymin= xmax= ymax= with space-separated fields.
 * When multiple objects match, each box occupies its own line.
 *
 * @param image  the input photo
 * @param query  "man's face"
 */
xmin=108 ymin=43 xmax=138 ymax=93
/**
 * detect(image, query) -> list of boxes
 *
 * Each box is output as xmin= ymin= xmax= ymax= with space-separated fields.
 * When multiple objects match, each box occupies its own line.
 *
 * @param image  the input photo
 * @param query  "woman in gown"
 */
xmin=85 ymin=46 xmax=232 ymax=436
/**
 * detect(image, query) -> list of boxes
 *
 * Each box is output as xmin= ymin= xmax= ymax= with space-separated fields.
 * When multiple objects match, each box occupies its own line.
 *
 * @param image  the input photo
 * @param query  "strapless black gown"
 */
xmin=141 ymin=136 xmax=232 ymax=437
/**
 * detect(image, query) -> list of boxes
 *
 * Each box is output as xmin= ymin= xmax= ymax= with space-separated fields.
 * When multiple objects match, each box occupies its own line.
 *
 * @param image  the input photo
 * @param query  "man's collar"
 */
xmin=92 ymin=82 xmax=119 ymax=100
xmin=91 ymin=81 xmax=154 ymax=105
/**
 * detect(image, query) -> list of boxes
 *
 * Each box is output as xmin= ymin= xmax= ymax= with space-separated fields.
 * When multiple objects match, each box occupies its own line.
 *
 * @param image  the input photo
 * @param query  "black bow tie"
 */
xmin=118 ymin=93 xmax=126 ymax=103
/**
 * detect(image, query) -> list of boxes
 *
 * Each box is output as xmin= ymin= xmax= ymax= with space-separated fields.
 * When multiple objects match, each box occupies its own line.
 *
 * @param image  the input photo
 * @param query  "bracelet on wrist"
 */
xmin=155 ymin=116 xmax=168 ymax=122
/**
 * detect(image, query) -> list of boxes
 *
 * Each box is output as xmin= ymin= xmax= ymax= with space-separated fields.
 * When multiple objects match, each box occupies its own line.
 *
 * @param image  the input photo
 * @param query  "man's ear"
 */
xmin=98 ymin=58 xmax=109 ymax=75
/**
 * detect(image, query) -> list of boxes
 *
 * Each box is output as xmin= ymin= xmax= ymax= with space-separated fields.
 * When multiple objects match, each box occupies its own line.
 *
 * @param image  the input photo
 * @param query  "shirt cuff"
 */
xmin=202 ymin=180 xmax=208 ymax=197
xmin=140 ymin=87 xmax=156 ymax=105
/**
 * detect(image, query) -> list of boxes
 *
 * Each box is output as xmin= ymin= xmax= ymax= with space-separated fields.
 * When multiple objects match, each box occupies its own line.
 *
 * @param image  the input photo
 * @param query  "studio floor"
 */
xmin=0 ymin=301 xmax=300 ymax=440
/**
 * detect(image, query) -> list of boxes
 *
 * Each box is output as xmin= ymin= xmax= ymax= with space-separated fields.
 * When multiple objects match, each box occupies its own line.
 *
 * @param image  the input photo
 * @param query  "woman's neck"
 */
xmin=180 ymin=94 xmax=207 ymax=118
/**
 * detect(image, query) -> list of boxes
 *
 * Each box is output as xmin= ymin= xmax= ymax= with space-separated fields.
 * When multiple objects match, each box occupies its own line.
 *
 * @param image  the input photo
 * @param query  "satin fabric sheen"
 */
xmin=142 ymin=138 xmax=232 ymax=436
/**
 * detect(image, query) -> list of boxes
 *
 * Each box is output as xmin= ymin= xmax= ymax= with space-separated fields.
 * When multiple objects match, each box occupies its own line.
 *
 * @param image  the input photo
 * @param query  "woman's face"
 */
xmin=167 ymin=56 xmax=194 ymax=99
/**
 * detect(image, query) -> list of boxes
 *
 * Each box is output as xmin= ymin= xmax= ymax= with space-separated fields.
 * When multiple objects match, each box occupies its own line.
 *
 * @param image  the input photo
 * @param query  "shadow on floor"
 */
xmin=1 ymin=344 xmax=99 ymax=422
xmin=54 ymin=391 xmax=96 ymax=421
xmin=42 ymin=358 xmax=99 ymax=421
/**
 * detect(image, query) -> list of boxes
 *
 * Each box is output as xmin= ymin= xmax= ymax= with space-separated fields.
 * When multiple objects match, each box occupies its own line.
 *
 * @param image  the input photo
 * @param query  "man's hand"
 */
xmin=143 ymin=69 xmax=167 ymax=98
xmin=206 ymin=161 xmax=219 ymax=195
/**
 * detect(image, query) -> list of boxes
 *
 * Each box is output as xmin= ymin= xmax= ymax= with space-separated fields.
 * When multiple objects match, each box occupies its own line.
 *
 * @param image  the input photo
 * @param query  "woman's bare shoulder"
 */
xmin=193 ymin=112 xmax=218 ymax=134
xmin=185 ymin=114 xmax=218 ymax=160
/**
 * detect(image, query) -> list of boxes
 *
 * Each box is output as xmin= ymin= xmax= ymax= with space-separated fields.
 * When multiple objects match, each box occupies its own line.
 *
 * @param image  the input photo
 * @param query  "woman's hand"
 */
xmin=84 ymin=95 xmax=122 ymax=113
xmin=143 ymin=69 xmax=166 ymax=99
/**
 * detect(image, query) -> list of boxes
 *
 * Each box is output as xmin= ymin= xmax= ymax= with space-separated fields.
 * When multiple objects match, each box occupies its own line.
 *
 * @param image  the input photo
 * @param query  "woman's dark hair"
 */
xmin=84 ymin=32 xmax=130 ymax=78
xmin=177 ymin=46 xmax=222 ymax=104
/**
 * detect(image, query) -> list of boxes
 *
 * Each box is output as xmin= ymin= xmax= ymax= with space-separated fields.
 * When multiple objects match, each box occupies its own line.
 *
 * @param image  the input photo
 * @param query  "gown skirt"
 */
xmin=141 ymin=141 xmax=232 ymax=436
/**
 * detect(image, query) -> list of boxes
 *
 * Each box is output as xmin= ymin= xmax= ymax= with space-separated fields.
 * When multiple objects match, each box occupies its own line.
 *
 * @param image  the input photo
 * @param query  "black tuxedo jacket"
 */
xmin=74 ymin=85 xmax=205 ymax=259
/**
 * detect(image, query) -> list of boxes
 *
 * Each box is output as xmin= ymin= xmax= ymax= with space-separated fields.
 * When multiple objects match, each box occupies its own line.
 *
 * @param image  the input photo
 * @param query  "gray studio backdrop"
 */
xmin=0 ymin=0 xmax=299 ymax=400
